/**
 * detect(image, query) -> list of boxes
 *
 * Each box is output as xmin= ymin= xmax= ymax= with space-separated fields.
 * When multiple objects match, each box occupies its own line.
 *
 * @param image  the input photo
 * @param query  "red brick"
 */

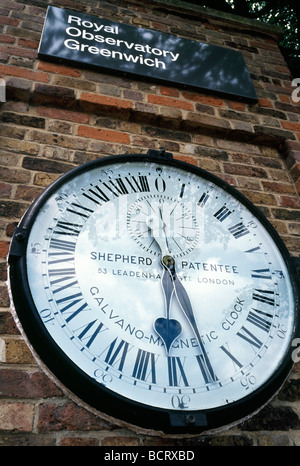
xmin=0 ymin=16 xmax=19 ymax=27
xmin=279 ymin=94 xmax=290 ymax=103
xmin=279 ymin=195 xmax=300 ymax=208
xmin=0 ymin=182 xmax=12 ymax=198
xmin=174 ymin=154 xmax=197 ymax=166
xmin=159 ymin=86 xmax=180 ymax=97
xmin=18 ymin=38 xmax=39 ymax=49
xmin=38 ymin=62 xmax=82 ymax=78
xmin=0 ymin=369 xmax=62 ymax=398
xmin=262 ymin=180 xmax=296 ymax=194
xmin=78 ymin=125 xmax=130 ymax=144
xmin=0 ymin=45 xmax=37 ymax=59
xmin=0 ymin=34 xmax=15 ymax=44
xmin=1 ymin=0 xmax=25 ymax=10
xmin=36 ymin=106 xmax=89 ymax=124
xmin=0 ymin=64 xmax=48 ymax=82
xmin=286 ymin=140 xmax=300 ymax=152
xmin=147 ymin=94 xmax=194 ymax=111
xmin=281 ymin=121 xmax=300 ymax=132
xmin=0 ymin=311 xmax=18 ymax=334
xmin=223 ymin=163 xmax=268 ymax=178
xmin=80 ymin=92 xmax=132 ymax=110
xmin=216 ymin=173 xmax=237 ymax=186
xmin=182 ymin=91 xmax=225 ymax=107
xmin=228 ymin=101 xmax=246 ymax=111
xmin=258 ymin=98 xmax=273 ymax=108
xmin=37 ymin=402 xmax=110 ymax=432
xmin=0 ymin=241 xmax=9 ymax=258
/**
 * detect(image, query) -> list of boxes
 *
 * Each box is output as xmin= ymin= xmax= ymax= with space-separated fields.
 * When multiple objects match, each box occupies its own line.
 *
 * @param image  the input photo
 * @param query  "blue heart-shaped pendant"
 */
xmin=154 ymin=317 xmax=182 ymax=354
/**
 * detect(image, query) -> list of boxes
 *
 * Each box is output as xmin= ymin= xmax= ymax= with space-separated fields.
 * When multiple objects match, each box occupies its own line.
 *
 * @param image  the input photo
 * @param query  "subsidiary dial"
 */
xmin=127 ymin=194 xmax=200 ymax=257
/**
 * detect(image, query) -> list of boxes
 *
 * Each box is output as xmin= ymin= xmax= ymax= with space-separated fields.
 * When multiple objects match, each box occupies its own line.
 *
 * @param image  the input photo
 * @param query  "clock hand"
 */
xmin=154 ymin=265 xmax=182 ymax=354
xmin=147 ymin=212 xmax=217 ymax=382
xmin=146 ymin=208 xmax=170 ymax=257
xmin=162 ymin=255 xmax=218 ymax=383
xmin=146 ymin=211 xmax=182 ymax=353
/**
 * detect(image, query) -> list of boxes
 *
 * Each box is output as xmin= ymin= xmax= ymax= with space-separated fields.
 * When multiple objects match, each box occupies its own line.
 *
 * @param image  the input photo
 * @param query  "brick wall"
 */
xmin=0 ymin=0 xmax=299 ymax=446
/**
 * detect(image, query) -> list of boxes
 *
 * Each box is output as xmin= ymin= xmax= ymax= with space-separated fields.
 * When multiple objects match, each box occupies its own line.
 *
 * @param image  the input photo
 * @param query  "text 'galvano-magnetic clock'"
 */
xmin=8 ymin=150 xmax=300 ymax=434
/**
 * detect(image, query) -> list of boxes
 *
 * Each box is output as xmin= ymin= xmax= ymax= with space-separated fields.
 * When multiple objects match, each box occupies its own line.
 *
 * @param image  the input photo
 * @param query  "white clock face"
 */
xmin=25 ymin=158 xmax=295 ymax=417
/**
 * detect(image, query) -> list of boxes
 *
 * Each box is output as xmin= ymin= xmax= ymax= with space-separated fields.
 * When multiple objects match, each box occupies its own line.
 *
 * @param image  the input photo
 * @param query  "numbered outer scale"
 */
xmin=8 ymin=151 xmax=300 ymax=434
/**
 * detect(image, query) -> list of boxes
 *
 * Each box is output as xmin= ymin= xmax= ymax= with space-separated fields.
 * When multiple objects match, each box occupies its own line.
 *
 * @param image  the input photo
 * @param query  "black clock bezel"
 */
xmin=8 ymin=152 xmax=300 ymax=435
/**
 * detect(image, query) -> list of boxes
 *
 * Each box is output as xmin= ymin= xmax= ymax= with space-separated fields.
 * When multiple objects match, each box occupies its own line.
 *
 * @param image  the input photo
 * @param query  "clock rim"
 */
xmin=8 ymin=152 xmax=300 ymax=434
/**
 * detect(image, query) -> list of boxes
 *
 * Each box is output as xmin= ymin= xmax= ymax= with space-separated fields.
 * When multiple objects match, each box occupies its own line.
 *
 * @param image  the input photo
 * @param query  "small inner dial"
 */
xmin=127 ymin=194 xmax=200 ymax=257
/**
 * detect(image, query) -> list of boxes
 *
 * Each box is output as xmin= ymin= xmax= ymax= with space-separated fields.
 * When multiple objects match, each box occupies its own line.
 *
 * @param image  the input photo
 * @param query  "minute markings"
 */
xmin=82 ymin=174 xmax=151 ymax=206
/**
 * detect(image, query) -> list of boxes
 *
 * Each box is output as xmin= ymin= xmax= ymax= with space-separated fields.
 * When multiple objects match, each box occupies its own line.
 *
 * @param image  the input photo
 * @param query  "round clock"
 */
xmin=8 ymin=150 xmax=299 ymax=434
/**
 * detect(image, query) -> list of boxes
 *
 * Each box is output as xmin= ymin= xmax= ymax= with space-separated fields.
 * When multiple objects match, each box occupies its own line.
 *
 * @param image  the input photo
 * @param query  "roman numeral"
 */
xmin=198 ymin=192 xmax=209 ymax=207
xmin=246 ymin=309 xmax=273 ymax=332
xmin=82 ymin=185 xmax=110 ymax=205
xmin=228 ymin=222 xmax=249 ymax=239
xmin=214 ymin=205 xmax=232 ymax=222
xmin=56 ymin=292 xmax=88 ymax=323
xmin=102 ymin=178 xmax=129 ymax=197
xmin=251 ymin=268 xmax=272 ymax=280
xmin=66 ymin=202 xmax=94 ymax=218
xmin=125 ymin=175 xmax=150 ymax=193
xmin=196 ymin=354 xmax=218 ymax=384
xmin=167 ymin=356 xmax=189 ymax=387
xmin=48 ymin=267 xmax=78 ymax=294
xmin=104 ymin=338 xmax=131 ymax=372
xmin=48 ymin=267 xmax=76 ymax=277
xmin=48 ymin=265 xmax=88 ymax=323
xmin=48 ymin=255 xmax=74 ymax=266
xmin=104 ymin=176 xmax=151 ymax=197
xmin=53 ymin=221 xmax=82 ymax=237
xmin=236 ymin=326 xmax=262 ymax=349
xmin=48 ymin=238 xmax=76 ymax=265
xmin=253 ymin=289 xmax=275 ymax=306
xmin=75 ymin=319 xmax=107 ymax=348
xmin=49 ymin=237 xmax=76 ymax=252
xmin=82 ymin=175 xmax=150 ymax=206
xmin=220 ymin=344 xmax=243 ymax=369
xmin=132 ymin=349 xmax=157 ymax=384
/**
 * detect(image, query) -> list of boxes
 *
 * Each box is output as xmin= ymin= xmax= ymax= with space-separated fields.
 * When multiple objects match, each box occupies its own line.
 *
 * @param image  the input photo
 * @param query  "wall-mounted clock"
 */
xmin=8 ymin=150 xmax=299 ymax=434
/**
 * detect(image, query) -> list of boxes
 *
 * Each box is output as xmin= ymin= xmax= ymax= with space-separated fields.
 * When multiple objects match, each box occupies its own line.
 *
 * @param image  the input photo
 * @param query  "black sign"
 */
xmin=38 ymin=6 xmax=258 ymax=102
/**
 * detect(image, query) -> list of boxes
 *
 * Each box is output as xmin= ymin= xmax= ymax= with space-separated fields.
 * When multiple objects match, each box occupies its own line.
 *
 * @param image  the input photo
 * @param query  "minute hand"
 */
xmin=163 ymin=256 xmax=218 ymax=383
